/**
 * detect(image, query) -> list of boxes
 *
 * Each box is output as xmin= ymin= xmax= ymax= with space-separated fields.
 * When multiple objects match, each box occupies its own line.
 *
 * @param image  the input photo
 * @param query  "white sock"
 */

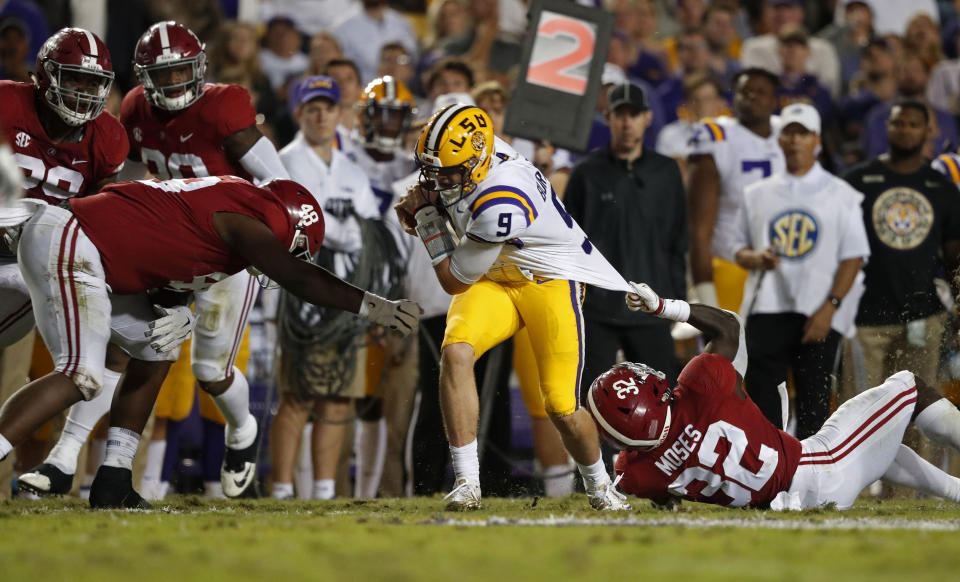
xmin=882 ymin=444 xmax=960 ymax=502
xmin=204 ymin=481 xmax=225 ymax=498
xmin=84 ymin=438 xmax=106 ymax=483
xmin=142 ymin=440 xmax=166 ymax=483
xmin=273 ymin=481 xmax=294 ymax=499
xmin=212 ymin=368 xmax=256 ymax=449
xmin=915 ymin=398 xmax=960 ymax=453
xmin=543 ymin=464 xmax=574 ymax=498
xmin=102 ymin=427 xmax=141 ymax=471
xmin=313 ymin=478 xmax=335 ymax=500
xmin=0 ymin=433 xmax=11 ymax=460
xmin=578 ymin=457 xmax=610 ymax=494
xmin=46 ymin=368 xmax=121 ymax=474
xmin=355 ymin=418 xmax=387 ymax=498
xmin=294 ymin=423 xmax=313 ymax=499
xmin=450 ymin=439 xmax=480 ymax=484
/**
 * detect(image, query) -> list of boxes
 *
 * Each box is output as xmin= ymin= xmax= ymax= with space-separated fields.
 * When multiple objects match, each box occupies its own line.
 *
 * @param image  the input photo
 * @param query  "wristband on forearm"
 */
xmin=654 ymin=298 xmax=691 ymax=323
xmin=414 ymin=205 xmax=456 ymax=266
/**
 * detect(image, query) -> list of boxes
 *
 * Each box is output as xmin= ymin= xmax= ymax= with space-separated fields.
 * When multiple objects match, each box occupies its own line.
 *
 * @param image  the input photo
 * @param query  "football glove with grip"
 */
xmin=145 ymin=304 xmax=194 ymax=353
xmin=626 ymin=282 xmax=690 ymax=322
xmin=359 ymin=292 xmax=422 ymax=337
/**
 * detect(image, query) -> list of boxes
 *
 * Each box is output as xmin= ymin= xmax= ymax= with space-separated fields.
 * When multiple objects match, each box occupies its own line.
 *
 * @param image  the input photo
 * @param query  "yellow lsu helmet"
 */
xmin=356 ymin=75 xmax=416 ymax=154
xmin=415 ymin=104 xmax=494 ymax=207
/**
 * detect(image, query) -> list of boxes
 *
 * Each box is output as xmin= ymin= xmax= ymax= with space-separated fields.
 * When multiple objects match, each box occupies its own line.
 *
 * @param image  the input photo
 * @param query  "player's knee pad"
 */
xmin=191 ymin=360 xmax=228 ymax=384
xmin=69 ymin=368 xmax=103 ymax=401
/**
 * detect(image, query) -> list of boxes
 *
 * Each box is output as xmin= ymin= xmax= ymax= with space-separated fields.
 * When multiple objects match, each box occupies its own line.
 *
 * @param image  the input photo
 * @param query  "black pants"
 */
xmin=744 ymin=313 xmax=842 ymax=440
xmin=410 ymin=315 xmax=513 ymax=495
xmin=581 ymin=319 xmax=679 ymax=406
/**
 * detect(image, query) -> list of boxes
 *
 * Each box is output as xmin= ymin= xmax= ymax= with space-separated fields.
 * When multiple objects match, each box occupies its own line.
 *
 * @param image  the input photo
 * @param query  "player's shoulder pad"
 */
xmin=203 ymin=83 xmax=254 ymax=110
xmin=118 ymin=86 xmax=146 ymax=123
xmin=466 ymin=179 xmax=540 ymax=243
xmin=677 ymin=352 xmax=737 ymax=395
xmin=932 ymin=152 xmax=960 ymax=185
xmin=92 ymin=110 xmax=130 ymax=167
xmin=692 ymin=116 xmax=730 ymax=144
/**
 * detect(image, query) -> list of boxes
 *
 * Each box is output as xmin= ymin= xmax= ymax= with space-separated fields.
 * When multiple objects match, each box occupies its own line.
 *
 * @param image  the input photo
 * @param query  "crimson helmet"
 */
xmin=34 ymin=28 xmax=114 ymax=126
xmin=262 ymin=179 xmax=325 ymax=260
xmin=586 ymin=362 xmax=674 ymax=451
xmin=134 ymin=21 xmax=206 ymax=111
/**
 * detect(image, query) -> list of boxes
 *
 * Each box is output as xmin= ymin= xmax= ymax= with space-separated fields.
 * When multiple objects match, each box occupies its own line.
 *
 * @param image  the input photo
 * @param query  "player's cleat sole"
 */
xmin=443 ymin=478 xmax=482 ymax=511
xmin=17 ymin=463 xmax=74 ymax=497
xmin=221 ymin=427 xmax=261 ymax=499
xmin=89 ymin=466 xmax=152 ymax=510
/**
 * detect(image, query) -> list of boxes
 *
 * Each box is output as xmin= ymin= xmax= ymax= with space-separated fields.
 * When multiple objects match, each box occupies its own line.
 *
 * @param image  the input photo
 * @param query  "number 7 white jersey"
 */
xmin=444 ymin=137 xmax=631 ymax=292
xmin=690 ymin=115 xmax=785 ymax=261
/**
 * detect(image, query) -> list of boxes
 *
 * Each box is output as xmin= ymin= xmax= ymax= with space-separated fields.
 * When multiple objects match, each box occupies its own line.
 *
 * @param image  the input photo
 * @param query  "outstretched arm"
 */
xmin=627 ymin=283 xmax=746 ymax=394
xmin=214 ymin=212 xmax=420 ymax=334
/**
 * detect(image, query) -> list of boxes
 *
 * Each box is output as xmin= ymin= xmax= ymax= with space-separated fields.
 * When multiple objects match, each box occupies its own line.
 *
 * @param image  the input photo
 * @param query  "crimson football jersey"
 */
xmin=68 ymin=176 xmax=292 ymax=294
xmin=0 ymin=81 xmax=128 ymax=204
xmin=119 ymin=83 xmax=256 ymax=180
xmin=615 ymin=353 xmax=802 ymax=507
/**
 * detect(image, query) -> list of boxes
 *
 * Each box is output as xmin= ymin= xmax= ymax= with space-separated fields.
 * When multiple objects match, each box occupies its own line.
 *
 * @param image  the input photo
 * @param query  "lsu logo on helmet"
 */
xmin=415 ymin=104 xmax=494 ymax=207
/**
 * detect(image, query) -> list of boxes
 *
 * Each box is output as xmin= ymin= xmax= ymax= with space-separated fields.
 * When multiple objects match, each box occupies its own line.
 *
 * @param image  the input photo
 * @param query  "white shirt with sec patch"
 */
xmin=690 ymin=115 xmax=785 ymax=262
xmin=444 ymin=137 xmax=630 ymax=292
xmin=733 ymin=163 xmax=871 ymax=336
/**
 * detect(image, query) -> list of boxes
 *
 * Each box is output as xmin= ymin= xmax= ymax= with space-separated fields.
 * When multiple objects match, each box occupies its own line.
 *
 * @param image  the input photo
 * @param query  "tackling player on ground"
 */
xmin=585 ymin=283 xmax=960 ymax=509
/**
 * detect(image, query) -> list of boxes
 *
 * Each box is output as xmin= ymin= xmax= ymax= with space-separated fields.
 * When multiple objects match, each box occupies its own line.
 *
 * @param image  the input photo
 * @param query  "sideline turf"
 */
xmin=1 ymin=497 xmax=959 ymax=581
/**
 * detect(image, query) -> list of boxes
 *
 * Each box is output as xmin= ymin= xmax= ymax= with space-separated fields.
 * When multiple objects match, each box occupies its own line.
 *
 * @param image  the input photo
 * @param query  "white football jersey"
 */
xmin=445 ymin=137 xmax=631 ymax=292
xmin=339 ymin=133 xmax=417 ymax=214
xmin=931 ymin=152 xmax=960 ymax=186
xmin=690 ymin=115 xmax=785 ymax=261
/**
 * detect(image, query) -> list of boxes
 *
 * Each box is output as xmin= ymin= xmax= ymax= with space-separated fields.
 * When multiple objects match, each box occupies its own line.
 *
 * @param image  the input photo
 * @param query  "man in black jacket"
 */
xmin=565 ymin=81 xmax=688 ymax=390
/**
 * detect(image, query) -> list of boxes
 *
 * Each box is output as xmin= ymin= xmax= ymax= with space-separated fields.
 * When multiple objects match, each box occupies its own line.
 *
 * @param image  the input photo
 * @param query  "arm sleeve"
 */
xmin=448 ymin=237 xmax=503 ymax=284
xmin=838 ymin=190 xmax=871 ymax=262
xmin=238 ymin=136 xmax=290 ymax=184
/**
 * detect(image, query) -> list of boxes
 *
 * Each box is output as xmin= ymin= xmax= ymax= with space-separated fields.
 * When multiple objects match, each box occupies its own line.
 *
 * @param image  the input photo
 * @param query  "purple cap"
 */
xmin=298 ymin=75 xmax=340 ymax=106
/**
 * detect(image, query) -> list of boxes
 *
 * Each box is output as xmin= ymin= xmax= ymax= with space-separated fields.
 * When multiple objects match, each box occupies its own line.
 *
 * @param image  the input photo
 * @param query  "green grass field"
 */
xmin=2 ymin=496 xmax=959 ymax=581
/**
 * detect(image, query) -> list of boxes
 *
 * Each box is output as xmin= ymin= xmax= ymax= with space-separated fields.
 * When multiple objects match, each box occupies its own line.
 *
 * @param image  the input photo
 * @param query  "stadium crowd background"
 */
xmin=2 ymin=0 xmax=960 ymax=503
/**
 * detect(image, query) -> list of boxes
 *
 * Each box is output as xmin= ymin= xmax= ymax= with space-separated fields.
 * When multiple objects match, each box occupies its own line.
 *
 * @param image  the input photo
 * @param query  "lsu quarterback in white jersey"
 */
xmin=395 ymin=104 xmax=633 ymax=513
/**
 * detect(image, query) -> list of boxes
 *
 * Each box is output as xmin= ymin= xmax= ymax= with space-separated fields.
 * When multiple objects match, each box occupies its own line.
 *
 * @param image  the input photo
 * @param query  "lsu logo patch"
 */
xmin=769 ymin=210 xmax=818 ymax=259
xmin=872 ymin=187 xmax=933 ymax=250
xmin=471 ymin=130 xmax=486 ymax=153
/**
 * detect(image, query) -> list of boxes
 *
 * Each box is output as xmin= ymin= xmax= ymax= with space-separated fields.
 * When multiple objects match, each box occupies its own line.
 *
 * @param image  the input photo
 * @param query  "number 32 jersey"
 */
xmin=690 ymin=116 xmax=784 ymax=261
xmin=0 ymin=81 xmax=128 ymax=204
xmin=615 ymin=353 xmax=802 ymax=507
xmin=119 ymin=83 xmax=256 ymax=180
xmin=445 ymin=137 xmax=631 ymax=292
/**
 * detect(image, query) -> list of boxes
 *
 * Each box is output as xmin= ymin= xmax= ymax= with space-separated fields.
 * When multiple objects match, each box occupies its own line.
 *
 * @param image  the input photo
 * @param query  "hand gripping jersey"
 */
xmin=119 ymin=83 xmax=257 ymax=180
xmin=689 ymin=116 xmax=785 ymax=262
xmin=615 ymin=353 xmax=802 ymax=507
xmin=68 ymin=176 xmax=293 ymax=294
xmin=0 ymin=80 xmax=128 ymax=204
xmin=445 ymin=138 xmax=632 ymax=292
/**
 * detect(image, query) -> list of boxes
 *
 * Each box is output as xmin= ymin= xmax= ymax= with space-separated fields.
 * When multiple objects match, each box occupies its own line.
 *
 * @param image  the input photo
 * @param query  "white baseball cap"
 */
xmin=780 ymin=103 xmax=821 ymax=135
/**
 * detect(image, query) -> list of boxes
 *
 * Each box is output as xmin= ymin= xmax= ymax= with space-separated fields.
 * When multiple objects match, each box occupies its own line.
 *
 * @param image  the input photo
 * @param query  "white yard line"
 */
xmin=435 ymin=514 xmax=960 ymax=531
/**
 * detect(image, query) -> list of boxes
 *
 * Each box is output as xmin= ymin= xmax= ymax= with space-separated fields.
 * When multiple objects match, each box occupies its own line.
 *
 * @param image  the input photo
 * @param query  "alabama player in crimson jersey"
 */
xmin=0 ymin=176 xmax=421 ymax=508
xmin=116 ymin=21 xmax=290 ymax=498
xmin=0 ymin=27 xmax=127 ymax=348
xmin=585 ymin=283 xmax=960 ymax=510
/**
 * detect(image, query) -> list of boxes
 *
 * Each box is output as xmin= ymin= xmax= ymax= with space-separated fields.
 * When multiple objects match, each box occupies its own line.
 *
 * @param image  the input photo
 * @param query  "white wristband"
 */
xmin=414 ymin=205 xmax=456 ymax=266
xmin=657 ymin=299 xmax=690 ymax=323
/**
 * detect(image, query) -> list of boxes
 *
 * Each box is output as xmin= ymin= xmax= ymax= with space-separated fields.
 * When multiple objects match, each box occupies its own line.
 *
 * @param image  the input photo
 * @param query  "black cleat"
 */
xmin=89 ymin=466 xmax=152 ymax=509
xmin=18 ymin=463 xmax=74 ymax=496
xmin=221 ymin=439 xmax=260 ymax=498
